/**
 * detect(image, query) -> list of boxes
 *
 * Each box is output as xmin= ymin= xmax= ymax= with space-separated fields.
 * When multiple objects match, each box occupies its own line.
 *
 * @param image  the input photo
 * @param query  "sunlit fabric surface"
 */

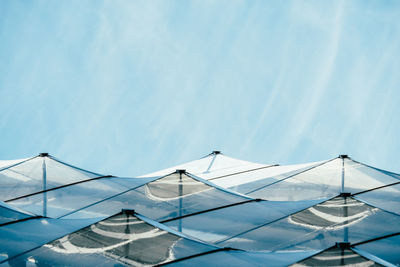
xmin=235 ymin=158 xmax=400 ymax=201
xmin=141 ymin=152 xmax=320 ymax=189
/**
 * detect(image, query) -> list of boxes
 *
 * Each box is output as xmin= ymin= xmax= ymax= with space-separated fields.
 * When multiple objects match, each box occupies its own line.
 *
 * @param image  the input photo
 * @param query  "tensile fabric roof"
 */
xmin=0 ymin=152 xmax=399 ymax=266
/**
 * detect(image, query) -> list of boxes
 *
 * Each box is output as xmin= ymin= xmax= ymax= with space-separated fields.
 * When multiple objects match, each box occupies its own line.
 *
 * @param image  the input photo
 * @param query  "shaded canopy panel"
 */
xmin=0 ymin=217 xmax=101 ymax=263
xmin=0 ymin=201 xmax=34 ymax=226
xmin=218 ymin=196 xmax=400 ymax=251
xmin=165 ymin=250 xmax=319 ymax=267
xmin=290 ymin=245 xmax=384 ymax=267
xmin=6 ymin=176 xmax=154 ymax=218
xmin=354 ymin=234 xmax=400 ymax=266
xmin=2 ymin=210 xmax=220 ymax=267
xmin=7 ymin=170 xmax=250 ymax=224
xmin=163 ymin=199 xmax=325 ymax=244
xmin=61 ymin=172 xmax=249 ymax=221
xmin=353 ymin=182 xmax=400 ymax=215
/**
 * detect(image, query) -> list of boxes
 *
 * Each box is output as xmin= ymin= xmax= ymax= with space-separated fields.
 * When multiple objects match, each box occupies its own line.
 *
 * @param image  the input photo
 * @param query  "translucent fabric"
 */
xmin=355 ymin=235 xmax=400 ymax=266
xmin=0 ymin=158 xmax=31 ymax=169
xmin=106 ymin=177 xmax=156 ymax=189
xmin=4 ymin=212 xmax=217 ymax=267
xmin=354 ymin=183 xmax=400 ymax=215
xmin=0 ymin=201 xmax=32 ymax=225
xmin=215 ymin=162 xmax=323 ymax=190
xmin=0 ymin=157 xmax=44 ymax=201
xmin=169 ymin=250 xmax=318 ymax=267
xmin=164 ymin=199 xmax=325 ymax=243
xmin=290 ymin=246 xmax=382 ymax=266
xmin=43 ymin=156 xmax=103 ymax=184
xmin=1 ymin=153 xmax=399 ymax=266
xmin=62 ymin=175 xmax=248 ymax=221
xmin=0 ymin=156 xmax=104 ymax=201
xmin=343 ymin=158 xmax=400 ymax=194
xmin=141 ymin=153 xmax=267 ymax=181
xmin=0 ymin=217 xmax=101 ymax=263
xmin=219 ymin=196 xmax=400 ymax=251
xmin=229 ymin=162 xmax=325 ymax=196
xmin=7 ymin=177 xmax=134 ymax=218
xmin=197 ymin=153 xmax=266 ymax=177
xmin=140 ymin=152 xmax=324 ymax=189
xmin=247 ymin=159 xmax=343 ymax=201
xmin=231 ymin=158 xmax=400 ymax=201
xmin=146 ymin=173 xmax=211 ymax=199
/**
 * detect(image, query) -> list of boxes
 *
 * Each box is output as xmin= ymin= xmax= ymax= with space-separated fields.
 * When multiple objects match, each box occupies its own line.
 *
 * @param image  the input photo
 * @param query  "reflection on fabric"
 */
xmin=19 ymin=212 xmax=182 ymax=266
xmin=291 ymin=246 xmax=382 ymax=266
xmin=145 ymin=173 xmax=211 ymax=201
xmin=289 ymin=197 xmax=378 ymax=230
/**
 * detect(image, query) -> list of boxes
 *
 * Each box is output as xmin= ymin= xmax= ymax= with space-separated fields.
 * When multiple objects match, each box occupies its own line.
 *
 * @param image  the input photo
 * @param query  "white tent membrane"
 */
xmin=0 ymin=158 xmax=32 ymax=169
xmin=0 ymin=152 xmax=399 ymax=266
xmin=236 ymin=156 xmax=400 ymax=201
xmin=140 ymin=151 xmax=320 ymax=189
xmin=141 ymin=151 xmax=268 ymax=179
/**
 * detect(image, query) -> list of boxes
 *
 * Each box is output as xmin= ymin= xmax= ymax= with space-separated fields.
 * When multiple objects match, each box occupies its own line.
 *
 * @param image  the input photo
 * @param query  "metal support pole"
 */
xmin=42 ymin=158 xmax=47 ymax=217
xmin=341 ymin=156 xmax=345 ymax=193
xmin=125 ymin=210 xmax=131 ymax=256
xmin=178 ymin=172 xmax=183 ymax=232
xmin=340 ymin=154 xmax=349 ymax=243
xmin=205 ymin=151 xmax=219 ymax=173
xmin=344 ymin=196 xmax=349 ymax=243
xmin=341 ymin=247 xmax=345 ymax=266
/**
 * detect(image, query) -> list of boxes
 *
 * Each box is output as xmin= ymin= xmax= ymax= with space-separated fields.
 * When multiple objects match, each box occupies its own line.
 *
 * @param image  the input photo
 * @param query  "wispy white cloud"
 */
xmin=0 ymin=1 xmax=399 ymax=174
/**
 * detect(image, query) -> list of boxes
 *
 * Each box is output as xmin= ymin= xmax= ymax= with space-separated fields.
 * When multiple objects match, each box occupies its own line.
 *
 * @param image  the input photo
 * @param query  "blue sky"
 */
xmin=0 ymin=0 xmax=399 ymax=176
